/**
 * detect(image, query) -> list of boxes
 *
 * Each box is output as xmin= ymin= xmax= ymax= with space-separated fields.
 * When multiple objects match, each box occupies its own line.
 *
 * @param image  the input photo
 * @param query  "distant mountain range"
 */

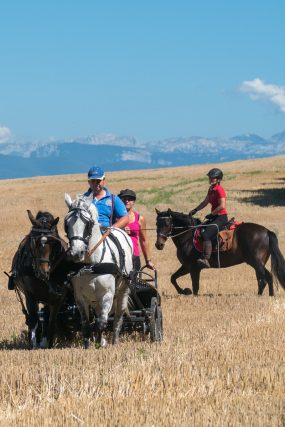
xmin=1 ymin=130 xmax=285 ymax=179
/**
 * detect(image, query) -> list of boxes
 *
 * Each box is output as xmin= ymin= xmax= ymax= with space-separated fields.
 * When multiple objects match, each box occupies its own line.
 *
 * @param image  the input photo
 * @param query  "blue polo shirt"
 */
xmin=84 ymin=187 xmax=127 ymax=227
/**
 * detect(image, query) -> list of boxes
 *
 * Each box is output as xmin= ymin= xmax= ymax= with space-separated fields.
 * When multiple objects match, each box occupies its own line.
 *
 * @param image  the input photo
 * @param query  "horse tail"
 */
xmin=269 ymin=230 xmax=285 ymax=290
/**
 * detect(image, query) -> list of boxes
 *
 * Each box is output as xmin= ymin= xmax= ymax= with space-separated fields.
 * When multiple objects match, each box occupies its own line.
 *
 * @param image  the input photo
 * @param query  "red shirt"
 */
xmin=208 ymin=183 xmax=228 ymax=215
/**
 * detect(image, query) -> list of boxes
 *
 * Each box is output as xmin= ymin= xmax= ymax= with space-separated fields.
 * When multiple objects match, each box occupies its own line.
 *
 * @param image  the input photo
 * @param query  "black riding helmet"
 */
xmin=207 ymin=168 xmax=223 ymax=180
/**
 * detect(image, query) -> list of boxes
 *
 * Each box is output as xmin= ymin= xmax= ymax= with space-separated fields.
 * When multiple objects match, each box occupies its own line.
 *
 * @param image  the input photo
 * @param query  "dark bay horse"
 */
xmin=10 ymin=210 xmax=68 ymax=348
xmin=155 ymin=209 xmax=285 ymax=296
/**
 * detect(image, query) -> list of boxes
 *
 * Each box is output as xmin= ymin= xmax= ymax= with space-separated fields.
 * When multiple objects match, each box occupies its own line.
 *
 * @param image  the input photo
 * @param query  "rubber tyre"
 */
xmin=149 ymin=297 xmax=163 ymax=342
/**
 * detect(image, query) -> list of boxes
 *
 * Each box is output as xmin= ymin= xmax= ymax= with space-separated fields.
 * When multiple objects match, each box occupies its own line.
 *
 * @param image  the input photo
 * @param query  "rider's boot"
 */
xmin=197 ymin=240 xmax=212 ymax=268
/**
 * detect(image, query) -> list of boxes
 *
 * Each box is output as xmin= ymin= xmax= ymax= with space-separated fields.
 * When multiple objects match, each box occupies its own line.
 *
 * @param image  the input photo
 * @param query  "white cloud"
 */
xmin=240 ymin=78 xmax=285 ymax=114
xmin=0 ymin=126 xmax=12 ymax=143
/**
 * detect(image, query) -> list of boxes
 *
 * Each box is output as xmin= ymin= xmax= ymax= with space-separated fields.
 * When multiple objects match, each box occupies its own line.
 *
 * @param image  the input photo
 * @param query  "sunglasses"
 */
xmin=89 ymin=179 xmax=103 ymax=184
xmin=121 ymin=197 xmax=136 ymax=202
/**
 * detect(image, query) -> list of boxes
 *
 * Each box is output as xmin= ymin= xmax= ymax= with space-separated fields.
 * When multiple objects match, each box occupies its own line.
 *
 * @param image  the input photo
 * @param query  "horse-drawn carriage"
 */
xmin=39 ymin=265 xmax=163 ymax=344
xmin=8 ymin=197 xmax=163 ymax=349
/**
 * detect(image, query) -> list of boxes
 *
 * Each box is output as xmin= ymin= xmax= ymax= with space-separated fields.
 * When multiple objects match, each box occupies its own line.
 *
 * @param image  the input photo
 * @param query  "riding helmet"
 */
xmin=207 ymin=168 xmax=223 ymax=180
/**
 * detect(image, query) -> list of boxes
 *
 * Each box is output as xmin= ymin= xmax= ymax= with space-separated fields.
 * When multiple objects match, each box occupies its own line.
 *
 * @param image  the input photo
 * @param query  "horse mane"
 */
xmin=160 ymin=209 xmax=201 ymax=226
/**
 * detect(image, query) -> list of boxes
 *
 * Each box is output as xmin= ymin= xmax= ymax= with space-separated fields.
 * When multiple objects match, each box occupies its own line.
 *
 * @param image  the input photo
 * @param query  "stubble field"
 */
xmin=1 ymin=156 xmax=285 ymax=426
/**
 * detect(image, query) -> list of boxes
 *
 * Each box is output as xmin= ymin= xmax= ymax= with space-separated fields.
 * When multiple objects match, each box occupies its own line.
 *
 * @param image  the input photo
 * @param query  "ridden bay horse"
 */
xmin=155 ymin=209 xmax=285 ymax=296
xmin=10 ymin=210 xmax=68 ymax=348
xmin=64 ymin=193 xmax=133 ymax=348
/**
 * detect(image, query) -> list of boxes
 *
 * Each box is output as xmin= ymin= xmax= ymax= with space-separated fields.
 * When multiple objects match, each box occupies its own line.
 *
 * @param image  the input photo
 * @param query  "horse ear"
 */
xmin=52 ymin=217 xmax=60 ymax=227
xmin=167 ymin=208 xmax=171 ymax=213
xmin=155 ymin=208 xmax=161 ymax=214
xmin=64 ymin=193 xmax=73 ymax=209
xmin=27 ymin=209 xmax=36 ymax=225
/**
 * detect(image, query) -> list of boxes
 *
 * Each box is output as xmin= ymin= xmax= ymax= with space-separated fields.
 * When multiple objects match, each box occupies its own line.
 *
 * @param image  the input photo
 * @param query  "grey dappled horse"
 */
xmin=64 ymin=193 xmax=133 ymax=348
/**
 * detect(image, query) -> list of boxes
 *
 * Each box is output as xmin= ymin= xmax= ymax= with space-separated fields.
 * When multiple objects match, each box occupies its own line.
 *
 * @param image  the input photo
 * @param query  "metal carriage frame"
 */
xmin=38 ymin=265 xmax=163 ymax=344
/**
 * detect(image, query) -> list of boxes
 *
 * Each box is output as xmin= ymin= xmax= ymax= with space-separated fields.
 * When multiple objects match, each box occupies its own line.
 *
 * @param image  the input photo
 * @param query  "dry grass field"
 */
xmin=1 ymin=156 xmax=285 ymax=426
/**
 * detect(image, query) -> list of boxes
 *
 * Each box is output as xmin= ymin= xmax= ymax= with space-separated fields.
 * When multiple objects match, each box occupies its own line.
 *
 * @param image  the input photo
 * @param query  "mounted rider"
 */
xmin=189 ymin=168 xmax=228 ymax=268
xmin=84 ymin=166 xmax=129 ymax=231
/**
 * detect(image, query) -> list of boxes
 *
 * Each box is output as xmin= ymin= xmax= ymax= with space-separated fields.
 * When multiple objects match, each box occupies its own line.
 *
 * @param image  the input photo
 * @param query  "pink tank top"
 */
xmin=128 ymin=211 xmax=140 ymax=256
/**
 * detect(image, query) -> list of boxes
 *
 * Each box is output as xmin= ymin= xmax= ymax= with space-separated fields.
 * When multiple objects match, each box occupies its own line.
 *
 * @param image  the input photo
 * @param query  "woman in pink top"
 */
xmin=118 ymin=189 xmax=155 ymax=272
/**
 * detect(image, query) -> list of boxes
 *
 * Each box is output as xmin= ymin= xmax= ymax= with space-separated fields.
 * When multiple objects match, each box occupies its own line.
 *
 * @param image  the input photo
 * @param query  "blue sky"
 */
xmin=0 ymin=1 xmax=284 ymax=144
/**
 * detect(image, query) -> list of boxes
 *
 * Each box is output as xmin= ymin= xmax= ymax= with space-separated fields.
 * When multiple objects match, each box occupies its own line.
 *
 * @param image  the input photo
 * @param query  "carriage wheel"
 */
xmin=149 ymin=297 xmax=163 ymax=342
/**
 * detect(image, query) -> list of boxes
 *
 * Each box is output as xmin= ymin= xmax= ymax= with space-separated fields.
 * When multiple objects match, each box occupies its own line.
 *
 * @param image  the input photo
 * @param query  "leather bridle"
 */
xmin=29 ymin=226 xmax=63 ymax=279
xmin=64 ymin=207 xmax=94 ymax=247
xmin=156 ymin=215 xmax=173 ymax=240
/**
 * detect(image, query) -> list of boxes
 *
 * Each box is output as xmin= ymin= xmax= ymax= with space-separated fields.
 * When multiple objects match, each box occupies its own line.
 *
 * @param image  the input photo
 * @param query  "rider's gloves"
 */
xmin=205 ymin=213 xmax=214 ymax=220
xmin=189 ymin=208 xmax=197 ymax=216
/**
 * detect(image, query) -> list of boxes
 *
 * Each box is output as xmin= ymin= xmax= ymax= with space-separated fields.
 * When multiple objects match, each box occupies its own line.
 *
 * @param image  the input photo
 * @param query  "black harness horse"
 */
xmin=155 ymin=209 xmax=285 ymax=296
xmin=10 ymin=210 xmax=68 ymax=348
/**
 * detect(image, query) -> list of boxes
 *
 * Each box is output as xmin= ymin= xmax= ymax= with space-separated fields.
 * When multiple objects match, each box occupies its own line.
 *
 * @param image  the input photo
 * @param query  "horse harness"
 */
xmin=29 ymin=225 xmax=65 ymax=277
xmin=65 ymin=205 xmax=132 ymax=275
xmin=8 ymin=222 xmax=67 ymax=324
xmin=156 ymin=214 xmax=189 ymax=239
xmin=89 ymin=229 xmax=131 ymax=274
xmin=156 ymin=214 xmax=173 ymax=239
xmin=64 ymin=207 xmax=94 ymax=247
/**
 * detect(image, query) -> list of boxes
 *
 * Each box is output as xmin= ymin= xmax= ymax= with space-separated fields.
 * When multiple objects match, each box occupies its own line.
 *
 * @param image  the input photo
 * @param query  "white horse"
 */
xmin=64 ymin=193 xmax=133 ymax=348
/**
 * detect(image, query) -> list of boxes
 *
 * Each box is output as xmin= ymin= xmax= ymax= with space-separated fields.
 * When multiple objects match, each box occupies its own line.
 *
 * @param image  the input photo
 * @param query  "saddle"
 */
xmin=193 ymin=218 xmax=242 ymax=253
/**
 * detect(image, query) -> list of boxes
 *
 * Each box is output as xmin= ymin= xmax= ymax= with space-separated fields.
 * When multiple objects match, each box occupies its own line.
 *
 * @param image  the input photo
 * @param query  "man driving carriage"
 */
xmin=7 ymin=167 xmax=128 ymax=291
xmin=189 ymin=168 xmax=228 ymax=268
xmin=84 ymin=166 xmax=129 ymax=231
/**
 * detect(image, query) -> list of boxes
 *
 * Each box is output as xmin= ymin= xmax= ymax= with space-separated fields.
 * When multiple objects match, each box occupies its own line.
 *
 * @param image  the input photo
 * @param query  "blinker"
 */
xmin=40 ymin=236 xmax=47 ymax=247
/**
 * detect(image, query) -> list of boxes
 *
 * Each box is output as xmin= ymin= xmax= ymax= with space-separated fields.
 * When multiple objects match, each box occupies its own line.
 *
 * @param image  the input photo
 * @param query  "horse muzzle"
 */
xmin=35 ymin=268 xmax=50 ymax=282
xmin=68 ymin=247 xmax=86 ymax=262
xmin=155 ymin=240 xmax=165 ymax=250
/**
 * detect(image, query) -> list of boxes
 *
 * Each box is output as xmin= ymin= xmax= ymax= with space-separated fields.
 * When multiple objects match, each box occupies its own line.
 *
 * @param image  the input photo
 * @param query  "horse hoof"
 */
xmin=30 ymin=342 xmax=38 ymax=350
xmin=183 ymin=288 xmax=192 ymax=295
xmin=83 ymin=338 xmax=90 ymax=349
xmin=101 ymin=337 xmax=107 ymax=348
xmin=95 ymin=338 xmax=107 ymax=349
xmin=30 ymin=330 xmax=38 ymax=349
xmin=40 ymin=337 xmax=48 ymax=349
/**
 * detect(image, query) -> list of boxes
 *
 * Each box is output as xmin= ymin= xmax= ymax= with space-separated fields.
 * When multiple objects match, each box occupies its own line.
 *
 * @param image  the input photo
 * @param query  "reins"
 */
xmin=157 ymin=214 xmax=221 ymax=267
xmin=14 ymin=285 xmax=29 ymax=323
xmin=49 ymin=242 xmax=68 ymax=274
xmin=3 ymin=271 xmax=29 ymax=324
xmin=30 ymin=232 xmax=65 ymax=273
xmin=87 ymin=230 xmax=111 ymax=257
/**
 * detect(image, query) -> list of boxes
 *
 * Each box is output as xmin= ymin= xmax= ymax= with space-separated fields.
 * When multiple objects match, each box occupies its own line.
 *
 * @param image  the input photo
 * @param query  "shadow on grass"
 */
xmin=238 ymin=186 xmax=285 ymax=207
xmin=0 ymin=331 xmax=30 ymax=350
xmin=0 ymin=331 xmax=82 ymax=350
xmin=161 ymin=291 xmax=241 ymax=299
